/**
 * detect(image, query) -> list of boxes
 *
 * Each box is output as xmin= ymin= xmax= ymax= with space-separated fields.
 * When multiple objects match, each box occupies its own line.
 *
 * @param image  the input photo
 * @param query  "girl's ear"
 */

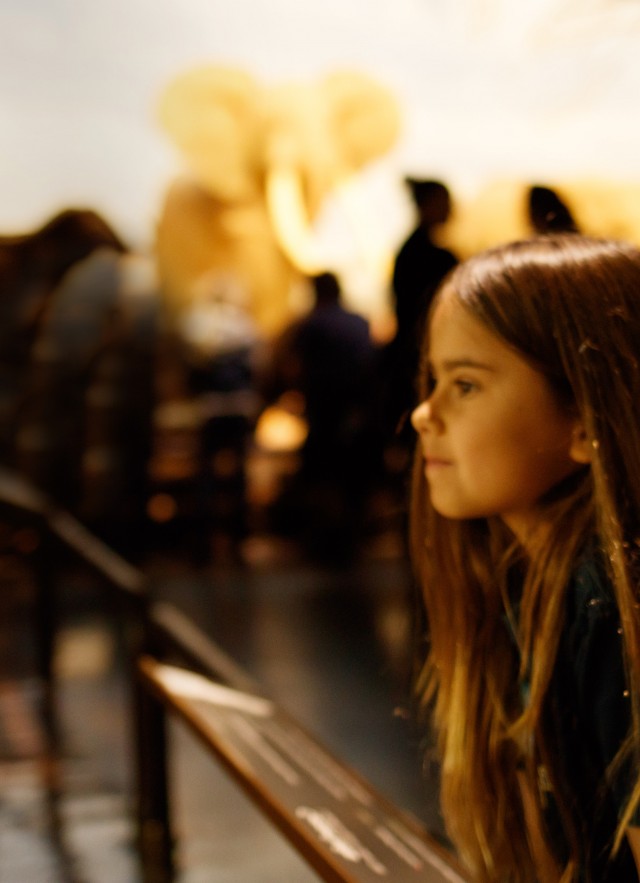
xmin=569 ymin=422 xmax=592 ymax=464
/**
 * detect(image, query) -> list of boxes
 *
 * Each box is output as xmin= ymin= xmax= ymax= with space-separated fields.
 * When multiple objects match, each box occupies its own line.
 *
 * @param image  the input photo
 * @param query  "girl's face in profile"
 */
xmin=411 ymin=292 xmax=590 ymax=542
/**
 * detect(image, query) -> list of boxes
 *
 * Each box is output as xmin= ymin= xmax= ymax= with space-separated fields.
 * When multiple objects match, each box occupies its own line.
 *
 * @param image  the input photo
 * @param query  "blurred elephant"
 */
xmin=154 ymin=66 xmax=401 ymax=336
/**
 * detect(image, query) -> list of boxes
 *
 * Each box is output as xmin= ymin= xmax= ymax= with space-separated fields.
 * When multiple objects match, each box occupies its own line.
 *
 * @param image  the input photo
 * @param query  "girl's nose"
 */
xmin=411 ymin=399 xmax=431 ymax=432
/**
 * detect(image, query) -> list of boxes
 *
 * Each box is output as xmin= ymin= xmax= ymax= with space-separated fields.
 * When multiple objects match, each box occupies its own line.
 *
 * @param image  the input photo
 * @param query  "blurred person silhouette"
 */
xmin=1 ymin=209 xmax=158 ymax=554
xmin=527 ymin=184 xmax=580 ymax=234
xmin=0 ymin=209 xmax=127 ymax=458
xmin=265 ymin=271 xmax=376 ymax=563
xmin=177 ymin=271 xmax=264 ymax=561
xmin=382 ymin=179 xmax=458 ymax=499
xmin=392 ymin=179 xmax=458 ymax=352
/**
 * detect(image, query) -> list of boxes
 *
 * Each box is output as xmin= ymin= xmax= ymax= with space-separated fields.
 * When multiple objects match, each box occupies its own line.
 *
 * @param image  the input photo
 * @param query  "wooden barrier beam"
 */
xmin=138 ymin=655 xmax=469 ymax=883
xmin=0 ymin=467 xmax=467 ymax=882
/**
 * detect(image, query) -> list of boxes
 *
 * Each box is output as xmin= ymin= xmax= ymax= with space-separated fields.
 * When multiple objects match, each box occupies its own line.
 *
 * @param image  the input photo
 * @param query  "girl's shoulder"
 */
xmin=566 ymin=549 xmax=618 ymax=630
xmin=558 ymin=547 xmax=629 ymax=761
xmin=554 ymin=546 xmax=639 ymax=842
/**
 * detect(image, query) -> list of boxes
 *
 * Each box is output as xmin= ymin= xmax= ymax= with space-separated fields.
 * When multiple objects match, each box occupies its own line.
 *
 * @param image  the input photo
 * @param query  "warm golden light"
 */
xmin=254 ymin=405 xmax=308 ymax=454
xmin=147 ymin=492 xmax=179 ymax=523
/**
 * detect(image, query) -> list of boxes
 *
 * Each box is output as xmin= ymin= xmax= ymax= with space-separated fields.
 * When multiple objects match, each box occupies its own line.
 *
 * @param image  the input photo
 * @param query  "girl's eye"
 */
xmin=454 ymin=379 xmax=477 ymax=396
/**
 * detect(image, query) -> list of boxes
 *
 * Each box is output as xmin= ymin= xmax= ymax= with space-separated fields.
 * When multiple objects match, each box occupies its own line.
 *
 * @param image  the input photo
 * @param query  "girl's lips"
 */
xmin=424 ymin=456 xmax=453 ymax=474
xmin=425 ymin=455 xmax=452 ymax=467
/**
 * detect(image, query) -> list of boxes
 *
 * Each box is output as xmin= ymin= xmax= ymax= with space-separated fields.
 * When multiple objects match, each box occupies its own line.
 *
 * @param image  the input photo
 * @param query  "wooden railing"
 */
xmin=0 ymin=467 xmax=470 ymax=883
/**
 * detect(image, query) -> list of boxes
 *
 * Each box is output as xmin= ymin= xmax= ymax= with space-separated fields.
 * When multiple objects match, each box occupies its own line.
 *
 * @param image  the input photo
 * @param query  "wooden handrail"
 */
xmin=0 ymin=466 xmax=468 ymax=883
xmin=138 ymin=654 xmax=469 ymax=883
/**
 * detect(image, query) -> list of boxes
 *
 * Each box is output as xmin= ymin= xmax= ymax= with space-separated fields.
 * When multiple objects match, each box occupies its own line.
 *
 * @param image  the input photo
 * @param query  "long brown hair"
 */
xmin=410 ymin=234 xmax=640 ymax=881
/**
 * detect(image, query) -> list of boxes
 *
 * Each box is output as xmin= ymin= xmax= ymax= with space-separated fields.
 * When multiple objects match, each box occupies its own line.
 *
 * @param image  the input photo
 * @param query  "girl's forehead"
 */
xmin=429 ymin=282 xmax=468 ymax=326
xmin=429 ymin=292 xmax=480 ymax=339
xmin=428 ymin=294 xmax=516 ymax=365
xmin=428 ymin=286 xmax=458 ymax=327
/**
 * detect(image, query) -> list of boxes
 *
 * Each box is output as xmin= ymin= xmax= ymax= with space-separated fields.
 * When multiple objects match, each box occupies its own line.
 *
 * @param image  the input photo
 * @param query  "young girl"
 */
xmin=410 ymin=234 xmax=640 ymax=882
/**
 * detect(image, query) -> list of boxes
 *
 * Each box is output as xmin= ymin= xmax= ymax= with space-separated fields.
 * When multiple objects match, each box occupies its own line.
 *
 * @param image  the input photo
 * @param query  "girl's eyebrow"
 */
xmin=430 ymin=357 xmax=497 ymax=372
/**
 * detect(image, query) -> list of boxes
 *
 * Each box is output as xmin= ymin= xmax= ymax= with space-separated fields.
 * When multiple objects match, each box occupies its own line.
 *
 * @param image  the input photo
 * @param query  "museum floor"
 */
xmin=0 ymin=493 xmax=446 ymax=882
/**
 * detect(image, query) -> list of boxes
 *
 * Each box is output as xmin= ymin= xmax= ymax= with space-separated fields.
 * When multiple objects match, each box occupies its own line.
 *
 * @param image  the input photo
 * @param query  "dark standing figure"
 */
xmin=0 ymin=209 xmax=158 ymax=556
xmin=179 ymin=273 xmax=263 ymax=563
xmin=392 ymin=179 xmax=458 ymax=356
xmin=527 ymin=184 xmax=580 ymax=235
xmin=266 ymin=272 xmax=376 ymax=563
xmin=382 ymin=180 xmax=458 ymax=501
xmin=0 ymin=209 xmax=128 ymax=461
xmin=390 ymin=180 xmax=457 ymax=430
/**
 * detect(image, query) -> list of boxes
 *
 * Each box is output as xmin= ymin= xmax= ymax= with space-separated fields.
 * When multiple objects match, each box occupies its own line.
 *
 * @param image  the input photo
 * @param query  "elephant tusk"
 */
xmin=265 ymin=167 xmax=326 ymax=274
xmin=267 ymin=166 xmax=393 ymax=288
xmin=332 ymin=176 xmax=394 ymax=283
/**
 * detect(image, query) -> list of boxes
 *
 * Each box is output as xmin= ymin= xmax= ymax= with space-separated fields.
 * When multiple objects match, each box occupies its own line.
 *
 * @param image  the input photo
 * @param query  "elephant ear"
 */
xmin=157 ymin=66 xmax=262 ymax=201
xmin=322 ymin=71 xmax=402 ymax=171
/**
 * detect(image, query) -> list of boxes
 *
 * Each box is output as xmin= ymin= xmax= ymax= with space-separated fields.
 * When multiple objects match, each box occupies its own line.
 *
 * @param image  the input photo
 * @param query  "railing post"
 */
xmin=0 ymin=470 xmax=178 ymax=882
xmin=127 ymin=593 xmax=176 ymax=883
xmin=31 ymin=528 xmax=60 ymax=754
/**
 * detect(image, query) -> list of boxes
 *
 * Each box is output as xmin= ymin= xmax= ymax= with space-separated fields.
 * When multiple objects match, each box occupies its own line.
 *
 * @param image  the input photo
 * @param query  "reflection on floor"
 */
xmin=0 ymin=528 xmax=446 ymax=882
